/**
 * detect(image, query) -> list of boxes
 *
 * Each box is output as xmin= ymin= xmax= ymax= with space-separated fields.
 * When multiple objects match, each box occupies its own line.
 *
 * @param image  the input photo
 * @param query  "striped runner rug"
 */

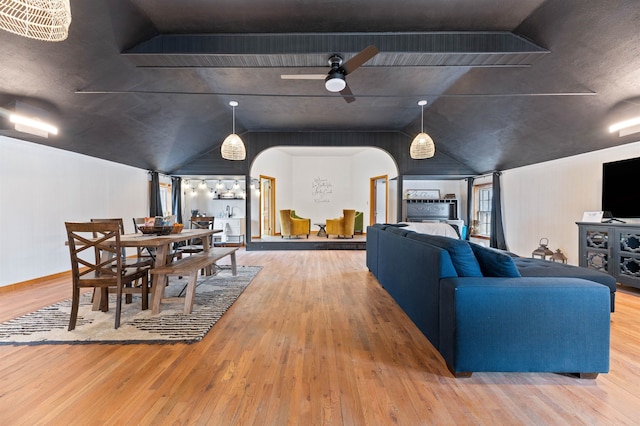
xmin=0 ymin=266 xmax=261 ymax=345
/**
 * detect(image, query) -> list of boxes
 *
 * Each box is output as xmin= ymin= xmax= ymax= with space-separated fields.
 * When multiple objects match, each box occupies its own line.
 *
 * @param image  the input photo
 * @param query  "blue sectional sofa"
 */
xmin=366 ymin=224 xmax=612 ymax=378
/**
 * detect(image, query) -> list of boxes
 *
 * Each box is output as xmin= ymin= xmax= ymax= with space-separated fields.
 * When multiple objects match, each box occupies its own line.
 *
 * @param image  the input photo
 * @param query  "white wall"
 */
xmin=502 ymin=141 xmax=640 ymax=265
xmin=351 ymin=148 xmax=398 ymax=225
xmin=251 ymin=147 xmax=397 ymax=234
xmin=0 ymin=136 xmax=149 ymax=287
xmin=250 ymin=148 xmax=292 ymax=236
xmin=292 ymin=155 xmax=353 ymax=224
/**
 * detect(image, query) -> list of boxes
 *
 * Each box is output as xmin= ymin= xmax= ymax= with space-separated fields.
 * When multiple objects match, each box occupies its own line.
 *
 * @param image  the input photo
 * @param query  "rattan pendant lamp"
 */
xmin=0 ymin=0 xmax=72 ymax=42
xmin=410 ymin=100 xmax=435 ymax=159
xmin=220 ymin=100 xmax=246 ymax=161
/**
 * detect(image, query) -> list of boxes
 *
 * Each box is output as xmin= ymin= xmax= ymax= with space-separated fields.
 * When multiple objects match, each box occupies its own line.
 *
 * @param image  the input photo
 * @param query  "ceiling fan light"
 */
xmin=325 ymin=73 xmax=346 ymax=92
xmin=410 ymin=132 xmax=435 ymax=159
xmin=221 ymin=133 xmax=246 ymax=161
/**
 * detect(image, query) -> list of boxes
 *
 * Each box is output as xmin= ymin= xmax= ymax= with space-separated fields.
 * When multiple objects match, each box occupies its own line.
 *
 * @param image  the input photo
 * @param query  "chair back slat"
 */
xmin=189 ymin=216 xmax=214 ymax=230
xmin=187 ymin=216 xmax=215 ymax=247
xmin=91 ymin=218 xmax=128 ymax=259
xmin=66 ymin=221 xmax=123 ymax=283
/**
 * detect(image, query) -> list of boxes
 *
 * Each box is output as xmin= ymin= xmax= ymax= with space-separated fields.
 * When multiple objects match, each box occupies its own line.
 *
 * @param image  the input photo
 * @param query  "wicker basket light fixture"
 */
xmin=220 ymin=101 xmax=246 ymax=161
xmin=410 ymin=100 xmax=435 ymax=159
xmin=0 ymin=0 xmax=71 ymax=42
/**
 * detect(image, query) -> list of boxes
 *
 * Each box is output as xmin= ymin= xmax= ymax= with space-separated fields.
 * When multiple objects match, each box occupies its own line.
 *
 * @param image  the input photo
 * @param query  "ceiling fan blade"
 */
xmin=281 ymin=74 xmax=326 ymax=80
xmin=342 ymin=45 xmax=379 ymax=75
xmin=340 ymin=84 xmax=356 ymax=103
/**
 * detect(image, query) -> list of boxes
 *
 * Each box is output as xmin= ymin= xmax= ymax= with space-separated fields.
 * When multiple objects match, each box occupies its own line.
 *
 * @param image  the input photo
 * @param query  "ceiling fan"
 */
xmin=280 ymin=45 xmax=379 ymax=103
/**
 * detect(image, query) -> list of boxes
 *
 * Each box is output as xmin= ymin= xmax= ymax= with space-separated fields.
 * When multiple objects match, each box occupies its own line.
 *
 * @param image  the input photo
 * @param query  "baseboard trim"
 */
xmin=0 ymin=270 xmax=71 ymax=293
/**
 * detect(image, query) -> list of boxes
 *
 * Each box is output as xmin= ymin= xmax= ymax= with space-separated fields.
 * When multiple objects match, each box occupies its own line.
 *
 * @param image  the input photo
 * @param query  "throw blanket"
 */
xmin=399 ymin=222 xmax=460 ymax=239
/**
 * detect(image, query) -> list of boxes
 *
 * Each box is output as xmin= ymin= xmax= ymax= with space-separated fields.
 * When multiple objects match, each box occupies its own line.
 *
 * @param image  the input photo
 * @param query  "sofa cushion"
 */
xmin=406 ymin=233 xmax=483 ymax=277
xmin=385 ymin=226 xmax=414 ymax=237
xmin=514 ymin=258 xmax=616 ymax=292
xmin=469 ymin=243 xmax=521 ymax=278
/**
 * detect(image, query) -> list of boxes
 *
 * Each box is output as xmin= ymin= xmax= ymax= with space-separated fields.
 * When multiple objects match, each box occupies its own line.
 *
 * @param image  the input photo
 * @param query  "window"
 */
xmin=159 ymin=183 xmax=172 ymax=217
xmin=472 ymin=184 xmax=492 ymax=238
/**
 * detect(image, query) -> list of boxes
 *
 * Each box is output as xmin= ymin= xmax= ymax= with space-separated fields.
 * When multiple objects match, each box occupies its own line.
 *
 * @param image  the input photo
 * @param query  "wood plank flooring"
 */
xmin=1 ymin=249 xmax=640 ymax=425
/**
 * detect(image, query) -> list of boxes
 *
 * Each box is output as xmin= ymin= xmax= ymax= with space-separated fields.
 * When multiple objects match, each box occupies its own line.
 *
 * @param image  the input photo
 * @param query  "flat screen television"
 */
xmin=602 ymin=156 xmax=640 ymax=218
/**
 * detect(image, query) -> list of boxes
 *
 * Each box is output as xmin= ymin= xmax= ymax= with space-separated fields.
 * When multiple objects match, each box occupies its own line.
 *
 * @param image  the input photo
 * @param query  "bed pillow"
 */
xmin=469 ymin=242 xmax=521 ymax=277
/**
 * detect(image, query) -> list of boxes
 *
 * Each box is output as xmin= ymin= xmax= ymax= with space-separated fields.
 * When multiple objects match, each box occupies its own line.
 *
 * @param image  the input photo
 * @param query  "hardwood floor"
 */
xmin=1 ymin=249 xmax=640 ymax=424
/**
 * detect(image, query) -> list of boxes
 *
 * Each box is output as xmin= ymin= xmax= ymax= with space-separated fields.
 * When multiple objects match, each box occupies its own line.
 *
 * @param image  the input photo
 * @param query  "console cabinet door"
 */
xmin=617 ymin=228 xmax=640 ymax=287
xmin=577 ymin=222 xmax=640 ymax=289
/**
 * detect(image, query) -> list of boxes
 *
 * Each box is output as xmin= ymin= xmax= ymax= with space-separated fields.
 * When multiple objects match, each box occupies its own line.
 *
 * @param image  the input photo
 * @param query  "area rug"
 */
xmin=0 ymin=266 xmax=261 ymax=345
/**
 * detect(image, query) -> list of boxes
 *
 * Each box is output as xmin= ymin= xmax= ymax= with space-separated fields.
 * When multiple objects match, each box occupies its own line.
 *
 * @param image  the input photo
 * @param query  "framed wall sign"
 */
xmin=405 ymin=189 xmax=441 ymax=200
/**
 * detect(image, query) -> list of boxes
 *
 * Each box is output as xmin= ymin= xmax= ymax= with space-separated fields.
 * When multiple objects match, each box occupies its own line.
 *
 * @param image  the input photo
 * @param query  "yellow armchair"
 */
xmin=354 ymin=211 xmax=364 ymax=234
xmin=326 ymin=209 xmax=356 ymax=238
xmin=279 ymin=209 xmax=310 ymax=238
xmin=291 ymin=210 xmax=311 ymax=233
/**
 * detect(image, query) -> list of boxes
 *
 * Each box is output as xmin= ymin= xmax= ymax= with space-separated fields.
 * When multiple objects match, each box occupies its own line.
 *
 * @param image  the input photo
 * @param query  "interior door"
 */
xmin=370 ymin=175 xmax=388 ymax=225
xmin=260 ymin=175 xmax=276 ymax=236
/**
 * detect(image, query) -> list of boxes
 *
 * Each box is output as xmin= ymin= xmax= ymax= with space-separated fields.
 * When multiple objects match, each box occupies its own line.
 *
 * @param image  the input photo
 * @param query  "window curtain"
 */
xmin=490 ymin=171 xmax=508 ymax=250
xmin=149 ymin=171 xmax=163 ymax=217
xmin=171 ymin=176 xmax=183 ymax=224
xmin=465 ymin=177 xmax=474 ymax=240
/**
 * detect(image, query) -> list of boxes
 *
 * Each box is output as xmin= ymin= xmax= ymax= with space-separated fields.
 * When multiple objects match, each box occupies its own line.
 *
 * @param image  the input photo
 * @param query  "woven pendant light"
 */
xmin=220 ymin=101 xmax=246 ymax=161
xmin=410 ymin=100 xmax=435 ymax=159
xmin=0 ymin=0 xmax=72 ymax=42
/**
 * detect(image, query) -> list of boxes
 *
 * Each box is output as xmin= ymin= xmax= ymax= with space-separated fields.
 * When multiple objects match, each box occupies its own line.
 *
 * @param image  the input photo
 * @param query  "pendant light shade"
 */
xmin=0 ymin=0 xmax=72 ymax=42
xmin=221 ymin=133 xmax=245 ymax=160
xmin=410 ymin=132 xmax=435 ymax=159
xmin=220 ymin=101 xmax=246 ymax=161
xmin=410 ymin=100 xmax=435 ymax=159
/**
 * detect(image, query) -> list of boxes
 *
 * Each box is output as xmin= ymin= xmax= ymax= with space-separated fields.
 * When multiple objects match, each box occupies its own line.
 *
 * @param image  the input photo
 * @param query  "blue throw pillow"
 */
xmin=407 ymin=234 xmax=483 ymax=277
xmin=385 ymin=226 xmax=414 ymax=237
xmin=470 ymin=242 xmax=521 ymax=277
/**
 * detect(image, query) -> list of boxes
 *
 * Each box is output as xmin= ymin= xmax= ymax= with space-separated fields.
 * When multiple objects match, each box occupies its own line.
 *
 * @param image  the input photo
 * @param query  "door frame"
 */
xmin=369 ymin=174 xmax=388 ymax=225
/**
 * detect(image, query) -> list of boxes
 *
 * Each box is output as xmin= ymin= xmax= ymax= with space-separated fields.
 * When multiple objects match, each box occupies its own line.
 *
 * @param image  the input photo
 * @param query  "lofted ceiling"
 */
xmin=1 ymin=0 xmax=640 ymax=176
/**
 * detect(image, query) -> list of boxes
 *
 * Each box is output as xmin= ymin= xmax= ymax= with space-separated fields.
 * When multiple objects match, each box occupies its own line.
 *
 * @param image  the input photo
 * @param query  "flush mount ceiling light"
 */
xmin=220 ymin=100 xmax=246 ymax=161
xmin=410 ymin=100 xmax=435 ymax=159
xmin=0 ymin=0 xmax=72 ymax=42
xmin=609 ymin=116 xmax=640 ymax=137
xmin=9 ymin=112 xmax=58 ymax=137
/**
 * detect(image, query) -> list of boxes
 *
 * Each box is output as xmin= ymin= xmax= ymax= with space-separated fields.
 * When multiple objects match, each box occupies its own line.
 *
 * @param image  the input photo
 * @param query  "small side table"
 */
xmin=314 ymin=223 xmax=327 ymax=237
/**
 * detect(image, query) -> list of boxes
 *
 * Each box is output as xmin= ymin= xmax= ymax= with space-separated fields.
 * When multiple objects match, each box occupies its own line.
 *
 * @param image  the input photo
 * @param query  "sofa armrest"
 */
xmin=439 ymin=277 xmax=610 ymax=375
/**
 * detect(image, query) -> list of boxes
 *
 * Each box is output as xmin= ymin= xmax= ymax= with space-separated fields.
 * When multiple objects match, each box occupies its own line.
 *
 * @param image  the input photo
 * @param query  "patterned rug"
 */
xmin=0 ymin=266 xmax=261 ymax=345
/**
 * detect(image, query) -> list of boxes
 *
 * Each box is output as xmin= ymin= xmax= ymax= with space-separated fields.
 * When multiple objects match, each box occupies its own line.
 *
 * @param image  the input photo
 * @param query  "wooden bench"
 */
xmin=149 ymin=247 xmax=238 ymax=314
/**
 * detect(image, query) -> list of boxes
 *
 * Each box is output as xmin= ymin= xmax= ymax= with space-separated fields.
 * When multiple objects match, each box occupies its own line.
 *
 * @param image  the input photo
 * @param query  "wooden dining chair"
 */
xmin=92 ymin=218 xmax=154 ymax=304
xmin=65 ymin=221 xmax=150 ymax=330
xmin=92 ymin=218 xmax=153 ymax=269
xmin=133 ymin=217 xmax=183 ymax=264
xmin=180 ymin=216 xmax=215 ymax=275
xmin=181 ymin=216 xmax=215 ymax=255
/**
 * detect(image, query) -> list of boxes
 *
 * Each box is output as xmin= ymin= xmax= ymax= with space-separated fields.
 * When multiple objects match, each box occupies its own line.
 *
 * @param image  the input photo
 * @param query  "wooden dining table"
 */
xmin=102 ymin=228 xmax=222 ymax=314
